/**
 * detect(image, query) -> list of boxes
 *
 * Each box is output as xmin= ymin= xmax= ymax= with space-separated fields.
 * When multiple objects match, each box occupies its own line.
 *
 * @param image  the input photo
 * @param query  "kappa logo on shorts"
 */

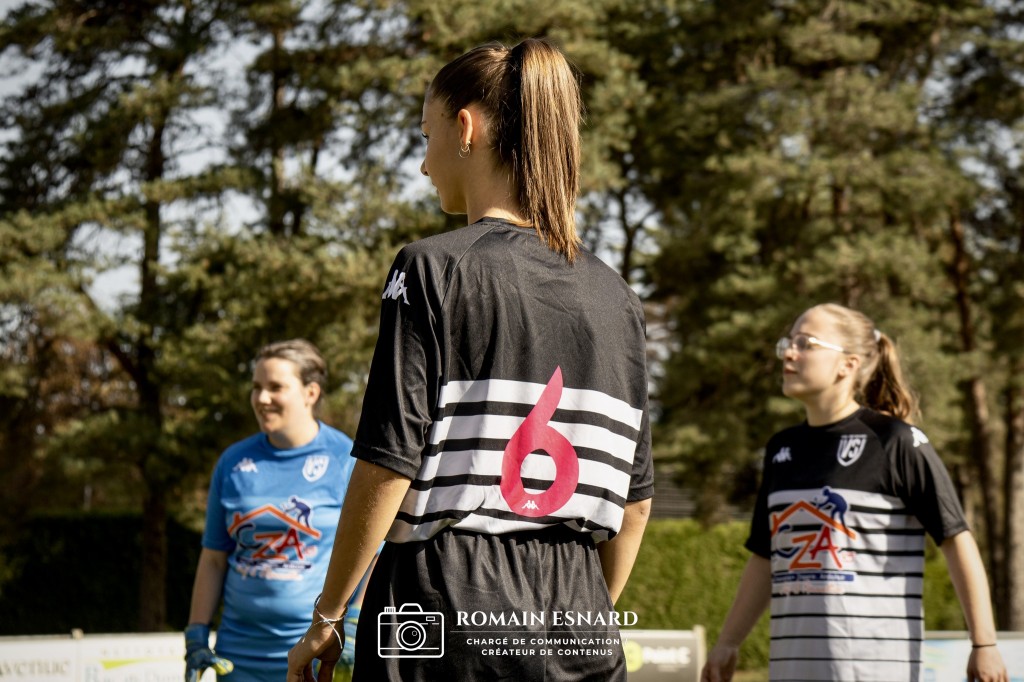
xmin=382 ymin=269 xmax=410 ymax=304
xmin=836 ymin=434 xmax=867 ymax=467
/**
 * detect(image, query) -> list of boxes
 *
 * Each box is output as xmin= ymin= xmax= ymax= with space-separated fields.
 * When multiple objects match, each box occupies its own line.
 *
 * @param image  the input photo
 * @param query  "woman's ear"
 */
xmin=457 ymin=107 xmax=476 ymax=148
xmin=305 ymin=381 xmax=322 ymax=408
xmin=838 ymin=353 xmax=861 ymax=380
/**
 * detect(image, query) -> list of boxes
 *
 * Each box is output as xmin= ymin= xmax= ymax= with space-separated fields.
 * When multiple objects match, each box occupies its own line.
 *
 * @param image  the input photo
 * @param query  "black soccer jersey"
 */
xmin=353 ymin=217 xmax=654 ymax=543
xmin=746 ymin=408 xmax=969 ymax=681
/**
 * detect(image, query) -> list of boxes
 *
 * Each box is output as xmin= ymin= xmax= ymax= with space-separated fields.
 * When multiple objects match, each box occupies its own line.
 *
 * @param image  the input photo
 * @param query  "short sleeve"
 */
xmin=201 ymin=460 xmax=234 ymax=552
xmin=627 ymin=402 xmax=654 ymax=502
xmin=744 ymin=442 xmax=774 ymax=559
xmin=352 ymin=249 xmax=442 ymax=480
xmin=892 ymin=426 xmax=969 ymax=544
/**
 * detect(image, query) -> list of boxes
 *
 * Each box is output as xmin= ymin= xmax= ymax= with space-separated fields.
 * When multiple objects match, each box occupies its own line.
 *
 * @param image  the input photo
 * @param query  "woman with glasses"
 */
xmin=701 ymin=303 xmax=1007 ymax=682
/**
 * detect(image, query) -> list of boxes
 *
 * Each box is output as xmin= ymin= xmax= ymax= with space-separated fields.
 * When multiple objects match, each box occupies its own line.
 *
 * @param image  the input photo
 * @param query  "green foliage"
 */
xmin=0 ymin=515 xmax=201 ymax=635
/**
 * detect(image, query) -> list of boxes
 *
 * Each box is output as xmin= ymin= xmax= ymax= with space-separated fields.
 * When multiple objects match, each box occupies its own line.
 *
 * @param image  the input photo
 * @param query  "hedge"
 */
xmin=0 ymin=516 xmax=964 ymax=672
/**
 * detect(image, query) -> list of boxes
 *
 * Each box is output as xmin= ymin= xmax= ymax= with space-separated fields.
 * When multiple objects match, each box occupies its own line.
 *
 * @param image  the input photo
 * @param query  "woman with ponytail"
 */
xmin=702 ymin=304 xmax=1007 ymax=682
xmin=287 ymin=39 xmax=652 ymax=682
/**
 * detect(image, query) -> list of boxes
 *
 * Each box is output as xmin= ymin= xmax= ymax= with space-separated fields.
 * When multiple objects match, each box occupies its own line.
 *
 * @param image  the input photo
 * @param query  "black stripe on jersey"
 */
xmin=426 ymin=440 xmax=633 ymax=474
xmin=765 ymin=502 xmax=915 ymax=516
xmin=394 ymin=505 xmax=612 ymax=532
xmin=771 ymin=612 xmax=922 ymax=621
xmin=772 ymin=591 xmax=923 ymax=599
xmin=770 ymin=656 xmax=916 ymax=663
xmin=406 ymin=475 xmax=627 ymax=506
xmin=854 ymin=527 xmax=926 ymax=536
xmin=852 ymin=569 xmax=924 ymax=578
xmin=764 ymin=678 xmax=914 ymax=682
xmin=439 ymin=401 xmax=641 ymax=441
xmin=772 ymin=523 xmax=924 ymax=540
xmin=771 ymin=635 xmax=922 ymax=642
xmin=852 ymin=548 xmax=925 ymax=558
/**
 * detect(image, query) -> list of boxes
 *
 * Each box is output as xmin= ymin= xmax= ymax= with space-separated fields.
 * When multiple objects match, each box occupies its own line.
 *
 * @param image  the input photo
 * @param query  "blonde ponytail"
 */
xmin=812 ymin=304 xmax=920 ymax=423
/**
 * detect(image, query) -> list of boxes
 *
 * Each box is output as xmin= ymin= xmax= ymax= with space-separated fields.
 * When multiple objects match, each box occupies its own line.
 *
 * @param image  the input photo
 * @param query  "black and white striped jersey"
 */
xmin=353 ymin=217 xmax=653 ymax=543
xmin=746 ymin=408 xmax=969 ymax=681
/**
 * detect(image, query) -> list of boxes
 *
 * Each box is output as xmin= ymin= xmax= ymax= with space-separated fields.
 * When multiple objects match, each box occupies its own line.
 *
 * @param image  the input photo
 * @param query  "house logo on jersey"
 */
xmin=501 ymin=367 xmax=579 ymax=518
xmin=302 ymin=455 xmax=329 ymax=482
xmin=382 ymin=269 xmax=410 ymax=304
xmin=770 ymin=487 xmax=858 ymax=594
xmin=772 ymin=447 xmax=792 ymax=464
xmin=227 ymin=496 xmax=322 ymax=579
xmin=836 ymin=434 xmax=867 ymax=467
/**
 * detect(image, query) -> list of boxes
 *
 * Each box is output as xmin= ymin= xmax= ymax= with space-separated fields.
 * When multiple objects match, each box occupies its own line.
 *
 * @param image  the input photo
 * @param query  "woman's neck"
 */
xmin=268 ymin=419 xmax=320 ymax=450
xmin=804 ymin=396 xmax=860 ymax=427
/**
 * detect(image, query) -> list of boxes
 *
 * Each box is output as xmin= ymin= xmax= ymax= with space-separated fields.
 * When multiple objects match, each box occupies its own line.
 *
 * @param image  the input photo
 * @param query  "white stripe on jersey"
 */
xmin=772 ymin=573 xmax=924 ymax=598
xmin=397 ymin=482 xmax=628 ymax=528
xmin=389 ymin=502 xmax=625 ymax=543
xmin=771 ymin=614 xmax=923 ymax=641
xmin=770 ymin=593 xmax=922 ymax=619
xmin=437 ymin=378 xmax=644 ymax=430
xmin=427 ymin=413 xmax=639 ymax=464
xmin=413 ymin=448 xmax=631 ymax=493
xmin=771 ymin=656 xmax=920 ymax=681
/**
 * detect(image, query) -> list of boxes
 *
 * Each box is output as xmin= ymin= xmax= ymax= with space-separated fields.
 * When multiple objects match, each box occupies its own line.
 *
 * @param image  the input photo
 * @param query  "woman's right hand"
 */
xmin=286 ymin=620 xmax=342 ymax=682
xmin=700 ymin=643 xmax=739 ymax=682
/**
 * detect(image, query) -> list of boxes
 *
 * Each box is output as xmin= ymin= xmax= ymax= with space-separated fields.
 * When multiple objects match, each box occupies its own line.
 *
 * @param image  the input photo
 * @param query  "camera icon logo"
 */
xmin=377 ymin=603 xmax=445 ymax=658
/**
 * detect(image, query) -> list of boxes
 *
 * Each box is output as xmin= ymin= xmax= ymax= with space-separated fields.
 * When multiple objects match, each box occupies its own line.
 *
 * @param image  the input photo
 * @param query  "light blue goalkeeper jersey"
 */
xmin=202 ymin=422 xmax=355 ymax=677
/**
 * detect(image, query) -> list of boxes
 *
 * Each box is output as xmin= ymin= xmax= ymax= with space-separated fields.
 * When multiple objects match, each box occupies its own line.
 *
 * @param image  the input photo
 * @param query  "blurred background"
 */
xmin=1 ymin=0 xmax=1021 ymax=675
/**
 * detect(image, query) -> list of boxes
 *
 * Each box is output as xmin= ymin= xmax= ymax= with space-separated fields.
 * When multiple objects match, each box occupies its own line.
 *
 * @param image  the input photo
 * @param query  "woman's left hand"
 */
xmin=967 ymin=645 xmax=1008 ymax=682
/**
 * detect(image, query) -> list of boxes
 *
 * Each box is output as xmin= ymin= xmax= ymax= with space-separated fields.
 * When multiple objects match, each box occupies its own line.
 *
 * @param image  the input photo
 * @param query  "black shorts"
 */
xmin=353 ymin=525 xmax=626 ymax=681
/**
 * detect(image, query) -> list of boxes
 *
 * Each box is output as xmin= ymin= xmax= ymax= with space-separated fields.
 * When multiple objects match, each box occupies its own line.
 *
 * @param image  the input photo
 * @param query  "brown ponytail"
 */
xmin=812 ymin=304 xmax=920 ymax=423
xmin=428 ymin=38 xmax=583 ymax=261
xmin=860 ymin=332 xmax=920 ymax=424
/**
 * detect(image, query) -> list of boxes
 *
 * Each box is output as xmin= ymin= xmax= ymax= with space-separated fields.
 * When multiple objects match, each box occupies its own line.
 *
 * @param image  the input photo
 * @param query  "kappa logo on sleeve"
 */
xmin=382 ymin=269 xmax=410 ymax=304
xmin=910 ymin=426 xmax=929 ymax=448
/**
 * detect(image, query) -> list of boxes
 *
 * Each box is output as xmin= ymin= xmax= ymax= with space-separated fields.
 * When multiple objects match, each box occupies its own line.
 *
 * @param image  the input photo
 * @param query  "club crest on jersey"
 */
xmin=303 ymin=455 xmax=329 ymax=482
xmin=836 ymin=434 xmax=867 ymax=467
xmin=382 ymin=269 xmax=410 ymax=304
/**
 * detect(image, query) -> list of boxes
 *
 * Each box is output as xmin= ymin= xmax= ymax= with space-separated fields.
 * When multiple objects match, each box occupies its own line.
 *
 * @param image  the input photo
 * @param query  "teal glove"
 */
xmin=339 ymin=607 xmax=360 ymax=668
xmin=184 ymin=623 xmax=234 ymax=682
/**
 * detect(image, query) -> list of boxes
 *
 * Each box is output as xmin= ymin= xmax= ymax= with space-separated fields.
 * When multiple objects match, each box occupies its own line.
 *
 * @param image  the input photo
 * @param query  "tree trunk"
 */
xmin=137 ymin=484 xmax=169 ymax=630
xmin=135 ymin=106 xmax=172 ymax=631
xmin=947 ymin=209 xmax=1004 ymax=619
xmin=1003 ymin=374 xmax=1024 ymax=629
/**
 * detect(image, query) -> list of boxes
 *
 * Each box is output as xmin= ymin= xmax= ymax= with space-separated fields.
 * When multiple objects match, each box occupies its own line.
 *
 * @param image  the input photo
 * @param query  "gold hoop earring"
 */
xmin=458 ymin=141 xmax=471 ymax=158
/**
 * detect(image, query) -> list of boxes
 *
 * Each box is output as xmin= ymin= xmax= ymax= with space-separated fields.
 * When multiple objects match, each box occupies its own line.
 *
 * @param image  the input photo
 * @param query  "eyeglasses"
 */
xmin=775 ymin=334 xmax=846 ymax=359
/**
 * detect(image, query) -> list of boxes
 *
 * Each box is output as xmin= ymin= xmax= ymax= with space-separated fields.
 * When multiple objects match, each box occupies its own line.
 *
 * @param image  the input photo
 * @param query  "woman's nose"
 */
xmin=420 ymin=160 xmax=428 ymax=177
